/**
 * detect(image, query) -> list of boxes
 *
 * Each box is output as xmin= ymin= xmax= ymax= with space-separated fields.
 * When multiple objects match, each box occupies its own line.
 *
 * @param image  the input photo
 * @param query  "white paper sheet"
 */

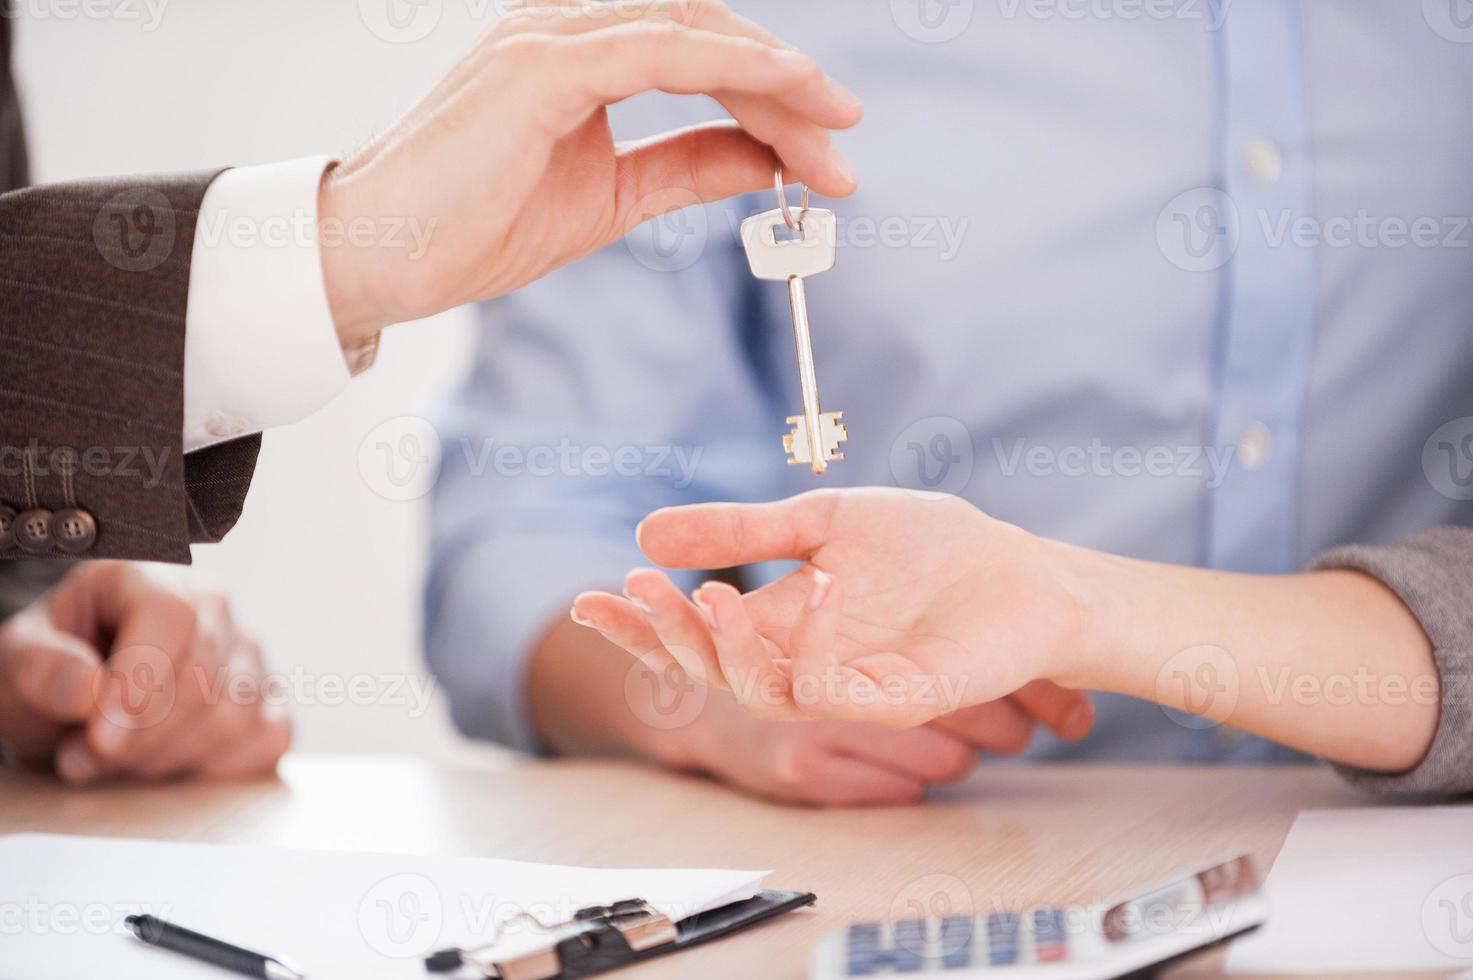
xmin=1226 ymin=806 xmax=1473 ymax=975
xmin=0 ymin=834 xmax=769 ymax=979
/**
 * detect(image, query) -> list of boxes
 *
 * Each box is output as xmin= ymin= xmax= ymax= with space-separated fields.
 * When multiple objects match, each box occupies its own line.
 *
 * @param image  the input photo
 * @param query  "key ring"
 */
xmin=774 ymin=166 xmax=809 ymax=232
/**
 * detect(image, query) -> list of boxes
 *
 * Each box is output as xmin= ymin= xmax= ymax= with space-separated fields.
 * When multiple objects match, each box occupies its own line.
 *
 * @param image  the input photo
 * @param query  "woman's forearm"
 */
xmin=1053 ymin=546 xmax=1439 ymax=772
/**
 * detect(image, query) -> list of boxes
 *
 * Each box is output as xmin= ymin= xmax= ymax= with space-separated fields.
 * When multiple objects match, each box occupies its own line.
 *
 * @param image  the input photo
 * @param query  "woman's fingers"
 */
xmin=800 ymin=754 xmax=926 ymax=807
xmin=788 ymin=569 xmax=840 ymax=683
xmin=1009 ymin=680 xmax=1094 ymax=742
xmin=930 ymin=699 xmax=1036 ymax=756
xmin=829 ymin=723 xmax=978 ymax=786
xmin=638 ymin=491 xmax=837 ymax=568
xmin=789 ymin=571 xmax=941 ymax=728
xmin=571 ymin=591 xmax=678 ymax=674
xmin=692 ymin=581 xmax=794 ymax=716
xmin=623 ymin=569 xmax=725 ymax=686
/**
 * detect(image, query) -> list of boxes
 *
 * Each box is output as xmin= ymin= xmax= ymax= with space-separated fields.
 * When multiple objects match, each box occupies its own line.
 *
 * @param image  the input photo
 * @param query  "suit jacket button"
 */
xmin=51 ymin=508 xmax=97 ymax=554
xmin=0 ymin=505 xmax=15 ymax=551
xmin=14 ymin=508 xmax=53 ymax=554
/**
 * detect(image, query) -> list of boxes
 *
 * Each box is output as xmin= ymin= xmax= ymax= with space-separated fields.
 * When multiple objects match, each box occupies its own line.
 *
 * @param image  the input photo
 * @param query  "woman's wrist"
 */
xmin=1029 ymin=538 xmax=1157 ymax=695
xmin=1032 ymin=536 xmax=1440 ymax=770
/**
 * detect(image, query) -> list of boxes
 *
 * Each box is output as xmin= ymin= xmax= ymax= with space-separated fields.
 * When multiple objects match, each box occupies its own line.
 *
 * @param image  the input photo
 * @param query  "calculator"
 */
xmin=810 ymin=855 xmax=1266 ymax=979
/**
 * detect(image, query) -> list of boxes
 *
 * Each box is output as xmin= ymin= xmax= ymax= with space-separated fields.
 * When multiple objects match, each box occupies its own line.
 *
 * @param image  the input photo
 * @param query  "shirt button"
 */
xmin=1237 ymin=421 xmax=1274 ymax=471
xmin=1244 ymin=140 xmax=1282 ymax=184
xmin=205 ymin=412 xmax=247 ymax=439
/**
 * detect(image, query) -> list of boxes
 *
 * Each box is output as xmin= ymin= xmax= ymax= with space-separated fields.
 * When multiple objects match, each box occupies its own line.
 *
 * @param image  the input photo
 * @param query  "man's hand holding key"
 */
xmin=318 ymin=0 xmax=864 ymax=349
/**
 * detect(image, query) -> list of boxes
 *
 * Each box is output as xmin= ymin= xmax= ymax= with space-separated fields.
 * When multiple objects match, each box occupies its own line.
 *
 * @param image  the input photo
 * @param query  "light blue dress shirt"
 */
xmin=427 ymin=0 xmax=1473 ymax=761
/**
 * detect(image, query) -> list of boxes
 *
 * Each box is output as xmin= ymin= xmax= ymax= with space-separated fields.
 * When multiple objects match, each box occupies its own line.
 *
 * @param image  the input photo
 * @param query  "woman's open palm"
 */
xmin=573 ymin=488 xmax=1088 ymax=729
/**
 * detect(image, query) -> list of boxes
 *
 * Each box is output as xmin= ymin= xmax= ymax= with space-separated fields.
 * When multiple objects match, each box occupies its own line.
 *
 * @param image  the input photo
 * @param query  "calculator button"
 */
xmin=985 ymin=912 xmax=1021 ymax=966
xmin=1032 ymin=908 xmax=1069 ymax=963
xmin=1031 ymin=909 xmax=1064 ymax=933
xmin=890 ymin=921 xmax=925 ymax=972
xmin=938 ymin=916 xmax=974 ymax=969
xmin=986 ymin=912 xmax=1021 ymax=940
xmin=846 ymin=924 xmax=881 ymax=975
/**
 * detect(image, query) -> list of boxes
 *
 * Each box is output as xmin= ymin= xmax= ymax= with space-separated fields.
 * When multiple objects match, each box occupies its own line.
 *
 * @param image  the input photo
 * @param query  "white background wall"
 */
xmin=13 ymin=0 xmax=506 ymax=759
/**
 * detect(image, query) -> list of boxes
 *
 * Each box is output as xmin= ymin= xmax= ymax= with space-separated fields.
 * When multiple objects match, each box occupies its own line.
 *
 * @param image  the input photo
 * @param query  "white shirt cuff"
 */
xmin=183 ymin=155 xmax=351 ymax=453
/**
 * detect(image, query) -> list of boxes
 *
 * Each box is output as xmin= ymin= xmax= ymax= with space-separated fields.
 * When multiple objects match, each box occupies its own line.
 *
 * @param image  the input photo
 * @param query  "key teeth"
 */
xmin=782 ymin=411 xmax=848 ymax=469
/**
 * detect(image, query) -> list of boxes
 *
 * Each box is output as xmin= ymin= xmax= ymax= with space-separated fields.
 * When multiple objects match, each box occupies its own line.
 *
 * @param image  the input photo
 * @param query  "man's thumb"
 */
xmin=0 ymin=617 xmax=101 ymax=723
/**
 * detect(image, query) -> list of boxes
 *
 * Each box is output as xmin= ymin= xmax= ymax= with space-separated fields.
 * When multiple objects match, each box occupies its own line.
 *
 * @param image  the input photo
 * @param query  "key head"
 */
xmin=784 ymin=411 xmax=848 ymax=473
xmin=740 ymin=208 xmax=837 ymax=281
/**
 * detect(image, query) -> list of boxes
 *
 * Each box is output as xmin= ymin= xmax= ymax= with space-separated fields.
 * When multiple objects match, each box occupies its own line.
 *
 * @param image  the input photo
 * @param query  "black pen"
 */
xmin=125 ymin=914 xmax=305 ymax=980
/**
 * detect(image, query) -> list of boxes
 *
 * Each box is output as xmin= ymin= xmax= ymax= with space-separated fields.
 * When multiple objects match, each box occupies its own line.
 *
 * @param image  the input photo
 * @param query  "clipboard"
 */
xmin=426 ymin=890 xmax=817 ymax=978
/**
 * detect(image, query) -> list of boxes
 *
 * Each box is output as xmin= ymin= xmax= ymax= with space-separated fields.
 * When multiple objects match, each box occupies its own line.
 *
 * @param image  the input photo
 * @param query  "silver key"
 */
xmin=740 ymin=174 xmax=847 ymax=475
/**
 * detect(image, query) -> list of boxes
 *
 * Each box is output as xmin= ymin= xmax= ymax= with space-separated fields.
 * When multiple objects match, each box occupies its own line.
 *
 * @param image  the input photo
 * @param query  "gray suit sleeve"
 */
xmin=1311 ymin=526 xmax=1473 ymax=799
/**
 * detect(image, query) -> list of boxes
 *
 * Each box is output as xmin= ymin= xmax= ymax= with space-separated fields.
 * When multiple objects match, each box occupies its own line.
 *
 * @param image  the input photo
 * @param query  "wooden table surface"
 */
xmin=0 ymin=754 xmax=1442 ymax=979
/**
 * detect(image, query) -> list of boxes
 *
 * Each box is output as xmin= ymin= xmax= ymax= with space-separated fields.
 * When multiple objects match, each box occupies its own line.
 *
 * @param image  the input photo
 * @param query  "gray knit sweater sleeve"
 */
xmin=1310 ymin=526 xmax=1473 ymax=799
